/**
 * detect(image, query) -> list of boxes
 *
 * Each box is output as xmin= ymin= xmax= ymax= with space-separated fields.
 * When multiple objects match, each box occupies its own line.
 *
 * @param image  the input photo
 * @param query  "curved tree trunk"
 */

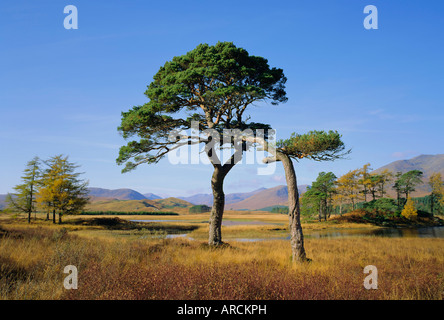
xmin=277 ymin=152 xmax=308 ymax=262
xmin=248 ymin=135 xmax=309 ymax=263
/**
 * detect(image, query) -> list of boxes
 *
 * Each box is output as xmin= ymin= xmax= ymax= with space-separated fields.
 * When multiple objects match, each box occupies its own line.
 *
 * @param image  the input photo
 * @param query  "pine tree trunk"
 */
xmin=324 ymin=198 xmax=328 ymax=221
xmin=207 ymin=143 xmax=243 ymax=246
xmin=208 ymin=162 xmax=237 ymax=246
xmin=397 ymin=191 xmax=401 ymax=209
xmin=208 ymin=166 xmax=226 ymax=246
xmin=28 ymin=182 xmax=34 ymax=224
xmin=278 ymin=152 xmax=308 ymax=263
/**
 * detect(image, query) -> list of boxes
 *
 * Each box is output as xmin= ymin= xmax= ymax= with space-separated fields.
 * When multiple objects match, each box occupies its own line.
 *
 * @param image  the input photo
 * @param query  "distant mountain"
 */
xmin=228 ymin=185 xmax=288 ymax=210
xmin=87 ymin=188 xmax=147 ymax=201
xmin=143 ymin=193 xmax=163 ymax=200
xmin=226 ymin=188 xmax=267 ymax=204
xmin=373 ymin=154 xmax=444 ymax=197
xmin=179 ymin=193 xmax=213 ymax=206
xmin=178 ymin=188 xmax=267 ymax=206
xmin=179 ymin=185 xmax=308 ymax=210
xmin=227 ymin=185 xmax=308 ymax=211
xmin=374 ymin=154 xmax=444 ymax=177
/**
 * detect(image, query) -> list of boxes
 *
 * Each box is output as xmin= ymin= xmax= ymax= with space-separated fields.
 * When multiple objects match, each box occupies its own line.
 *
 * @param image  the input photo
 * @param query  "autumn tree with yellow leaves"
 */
xmin=428 ymin=172 xmax=444 ymax=215
xmin=36 ymin=155 xmax=89 ymax=223
xmin=335 ymin=168 xmax=361 ymax=211
xmin=358 ymin=163 xmax=372 ymax=202
xmin=401 ymin=196 xmax=418 ymax=219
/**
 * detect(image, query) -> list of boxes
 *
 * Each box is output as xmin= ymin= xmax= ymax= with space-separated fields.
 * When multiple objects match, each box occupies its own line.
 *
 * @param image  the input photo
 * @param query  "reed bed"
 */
xmin=0 ymin=220 xmax=443 ymax=300
xmin=0 ymin=215 xmax=444 ymax=300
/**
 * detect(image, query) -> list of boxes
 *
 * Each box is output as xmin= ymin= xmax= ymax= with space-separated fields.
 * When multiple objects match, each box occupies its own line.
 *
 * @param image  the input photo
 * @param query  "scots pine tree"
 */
xmin=117 ymin=42 xmax=287 ymax=245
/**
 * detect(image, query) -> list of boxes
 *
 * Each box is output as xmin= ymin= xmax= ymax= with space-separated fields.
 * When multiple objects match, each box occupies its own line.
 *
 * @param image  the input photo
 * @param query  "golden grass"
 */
xmin=1 ymin=214 xmax=443 ymax=300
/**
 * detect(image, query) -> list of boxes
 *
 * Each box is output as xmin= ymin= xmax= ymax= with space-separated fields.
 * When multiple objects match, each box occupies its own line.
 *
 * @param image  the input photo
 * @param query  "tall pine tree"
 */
xmin=6 ymin=156 xmax=41 ymax=223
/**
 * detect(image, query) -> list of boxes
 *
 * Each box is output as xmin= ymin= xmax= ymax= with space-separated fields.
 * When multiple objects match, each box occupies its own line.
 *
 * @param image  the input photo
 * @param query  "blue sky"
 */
xmin=1 ymin=0 xmax=443 ymax=196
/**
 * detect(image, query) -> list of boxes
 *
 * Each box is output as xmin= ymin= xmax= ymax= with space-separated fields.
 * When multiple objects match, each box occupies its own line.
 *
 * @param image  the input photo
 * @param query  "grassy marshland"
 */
xmin=0 ymin=213 xmax=443 ymax=300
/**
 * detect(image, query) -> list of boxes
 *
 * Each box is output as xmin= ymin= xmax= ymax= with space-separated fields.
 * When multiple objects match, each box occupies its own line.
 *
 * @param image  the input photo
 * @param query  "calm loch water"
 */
xmin=305 ymin=226 xmax=444 ymax=239
xmin=132 ymin=218 xmax=444 ymax=241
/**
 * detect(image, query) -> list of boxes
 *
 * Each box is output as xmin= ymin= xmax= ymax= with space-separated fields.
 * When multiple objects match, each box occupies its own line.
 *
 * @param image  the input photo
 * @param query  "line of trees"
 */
xmin=301 ymin=163 xmax=444 ymax=220
xmin=6 ymin=155 xmax=89 ymax=223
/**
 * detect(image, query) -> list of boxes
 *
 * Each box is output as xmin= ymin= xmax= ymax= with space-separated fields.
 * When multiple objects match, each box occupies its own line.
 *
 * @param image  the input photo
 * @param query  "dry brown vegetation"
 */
xmin=0 ymin=215 xmax=443 ymax=300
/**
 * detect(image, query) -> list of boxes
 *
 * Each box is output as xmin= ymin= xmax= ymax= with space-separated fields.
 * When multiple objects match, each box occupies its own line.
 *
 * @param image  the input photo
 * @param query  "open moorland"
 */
xmin=1 ymin=210 xmax=443 ymax=300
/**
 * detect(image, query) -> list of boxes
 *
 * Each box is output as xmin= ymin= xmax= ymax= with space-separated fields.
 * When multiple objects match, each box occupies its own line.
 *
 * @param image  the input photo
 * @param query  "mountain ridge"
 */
xmin=227 ymin=185 xmax=309 ymax=210
xmin=373 ymin=154 xmax=444 ymax=176
xmin=372 ymin=154 xmax=444 ymax=197
xmin=87 ymin=187 xmax=148 ymax=201
xmin=143 ymin=193 xmax=163 ymax=200
xmin=1 ymin=154 xmax=443 ymax=211
xmin=178 ymin=188 xmax=267 ymax=206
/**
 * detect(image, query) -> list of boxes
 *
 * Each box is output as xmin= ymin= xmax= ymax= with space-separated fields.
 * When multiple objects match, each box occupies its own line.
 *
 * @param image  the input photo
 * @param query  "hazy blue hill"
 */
xmin=228 ymin=185 xmax=288 ymax=210
xmin=178 ymin=188 xmax=267 ymax=206
xmin=226 ymin=188 xmax=267 ymax=204
xmin=178 ymin=193 xmax=213 ymax=206
xmin=227 ymin=185 xmax=308 ymax=210
xmin=143 ymin=193 xmax=163 ymax=200
xmin=87 ymin=188 xmax=147 ymax=201
xmin=179 ymin=185 xmax=308 ymax=210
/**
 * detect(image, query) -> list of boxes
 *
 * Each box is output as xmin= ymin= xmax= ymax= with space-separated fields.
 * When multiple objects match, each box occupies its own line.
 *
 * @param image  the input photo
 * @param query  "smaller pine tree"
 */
xmin=401 ymin=196 xmax=417 ymax=219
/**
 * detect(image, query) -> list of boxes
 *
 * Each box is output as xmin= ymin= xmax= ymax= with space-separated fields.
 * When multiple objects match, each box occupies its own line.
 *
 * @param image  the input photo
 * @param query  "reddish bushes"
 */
xmin=63 ymin=259 xmax=384 ymax=300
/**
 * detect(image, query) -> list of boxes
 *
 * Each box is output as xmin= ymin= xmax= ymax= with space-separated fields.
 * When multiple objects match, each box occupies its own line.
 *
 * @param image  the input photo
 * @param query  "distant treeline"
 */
xmin=270 ymin=206 xmax=289 ymax=214
xmin=189 ymin=205 xmax=211 ymax=213
xmin=266 ymin=195 xmax=439 ymax=217
xmin=79 ymin=211 xmax=179 ymax=216
xmin=330 ymin=195 xmax=437 ymax=216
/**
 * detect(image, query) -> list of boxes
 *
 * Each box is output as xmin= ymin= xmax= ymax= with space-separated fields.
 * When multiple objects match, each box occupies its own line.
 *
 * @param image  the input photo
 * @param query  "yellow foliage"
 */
xmin=401 ymin=197 xmax=417 ymax=219
xmin=429 ymin=172 xmax=444 ymax=205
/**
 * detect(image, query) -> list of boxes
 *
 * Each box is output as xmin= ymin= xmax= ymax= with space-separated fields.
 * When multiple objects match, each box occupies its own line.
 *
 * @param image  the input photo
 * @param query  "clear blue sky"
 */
xmin=1 ymin=0 xmax=443 ymax=196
